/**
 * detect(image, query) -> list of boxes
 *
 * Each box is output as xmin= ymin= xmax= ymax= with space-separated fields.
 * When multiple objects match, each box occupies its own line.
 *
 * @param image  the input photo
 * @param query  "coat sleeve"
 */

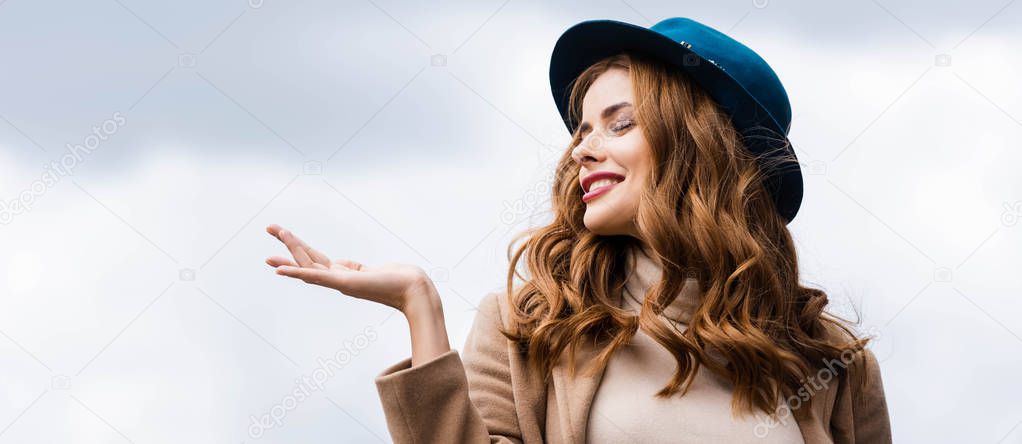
xmin=831 ymin=347 xmax=893 ymax=444
xmin=374 ymin=291 xmax=526 ymax=444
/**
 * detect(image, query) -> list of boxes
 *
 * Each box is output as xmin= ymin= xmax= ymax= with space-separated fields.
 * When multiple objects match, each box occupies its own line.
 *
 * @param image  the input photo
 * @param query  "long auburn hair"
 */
xmin=500 ymin=52 xmax=871 ymax=420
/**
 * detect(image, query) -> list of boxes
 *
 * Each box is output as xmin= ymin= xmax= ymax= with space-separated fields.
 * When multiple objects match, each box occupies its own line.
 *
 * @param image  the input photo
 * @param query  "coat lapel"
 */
xmin=551 ymin=338 xmax=607 ymax=444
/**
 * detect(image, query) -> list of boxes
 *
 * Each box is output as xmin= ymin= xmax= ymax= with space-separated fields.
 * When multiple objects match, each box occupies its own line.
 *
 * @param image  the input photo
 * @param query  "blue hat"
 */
xmin=549 ymin=17 xmax=803 ymax=224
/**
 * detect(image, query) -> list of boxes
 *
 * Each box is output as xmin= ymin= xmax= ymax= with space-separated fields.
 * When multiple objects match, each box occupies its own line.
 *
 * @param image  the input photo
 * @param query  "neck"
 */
xmin=624 ymin=243 xmax=702 ymax=324
xmin=632 ymin=240 xmax=657 ymax=267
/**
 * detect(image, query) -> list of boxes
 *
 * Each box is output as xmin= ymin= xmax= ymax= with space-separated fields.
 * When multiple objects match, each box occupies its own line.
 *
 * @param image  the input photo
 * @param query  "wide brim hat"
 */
xmin=549 ymin=17 xmax=803 ymax=224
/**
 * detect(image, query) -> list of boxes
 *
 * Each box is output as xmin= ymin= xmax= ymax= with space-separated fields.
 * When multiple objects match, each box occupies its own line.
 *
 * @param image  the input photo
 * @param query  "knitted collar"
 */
xmin=621 ymin=245 xmax=703 ymax=324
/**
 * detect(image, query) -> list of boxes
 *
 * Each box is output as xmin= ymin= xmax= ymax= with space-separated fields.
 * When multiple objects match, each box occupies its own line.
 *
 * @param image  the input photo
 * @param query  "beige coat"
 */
xmin=375 ymin=290 xmax=892 ymax=443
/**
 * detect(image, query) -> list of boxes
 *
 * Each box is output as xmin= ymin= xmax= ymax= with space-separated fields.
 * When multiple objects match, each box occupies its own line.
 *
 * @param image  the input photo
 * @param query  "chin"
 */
xmin=583 ymin=206 xmax=629 ymax=235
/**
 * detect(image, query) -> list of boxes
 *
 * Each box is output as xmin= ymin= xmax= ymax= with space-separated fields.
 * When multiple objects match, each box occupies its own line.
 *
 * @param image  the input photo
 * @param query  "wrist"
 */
xmin=400 ymin=278 xmax=451 ymax=367
xmin=401 ymin=277 xmax=443 ymax=321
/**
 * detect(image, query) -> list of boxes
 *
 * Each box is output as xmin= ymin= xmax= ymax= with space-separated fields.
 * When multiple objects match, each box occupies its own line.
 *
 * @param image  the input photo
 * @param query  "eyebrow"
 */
xmin=577 ymin=101 xmax=633 ymax=137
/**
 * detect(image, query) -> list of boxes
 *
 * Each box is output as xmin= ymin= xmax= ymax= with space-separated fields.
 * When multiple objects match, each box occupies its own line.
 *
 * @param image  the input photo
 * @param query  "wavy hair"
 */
xmin=500 ymin=52 xmax=871 ymax=420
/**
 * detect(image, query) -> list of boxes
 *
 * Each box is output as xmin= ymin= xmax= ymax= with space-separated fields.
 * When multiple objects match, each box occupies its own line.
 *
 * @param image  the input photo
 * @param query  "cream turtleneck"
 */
xmin=585 ymin=245 xmax=805 ymax=444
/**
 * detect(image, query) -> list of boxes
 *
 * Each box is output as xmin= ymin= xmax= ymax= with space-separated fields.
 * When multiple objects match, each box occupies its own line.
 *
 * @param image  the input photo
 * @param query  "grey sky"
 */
xmin=2 ymin=0 xmax=1021 ymax=442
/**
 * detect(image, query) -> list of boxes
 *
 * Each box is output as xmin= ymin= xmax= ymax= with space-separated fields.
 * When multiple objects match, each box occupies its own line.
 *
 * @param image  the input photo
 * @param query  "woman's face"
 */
xmin=571 ymin=67 xmax=653 ymax=237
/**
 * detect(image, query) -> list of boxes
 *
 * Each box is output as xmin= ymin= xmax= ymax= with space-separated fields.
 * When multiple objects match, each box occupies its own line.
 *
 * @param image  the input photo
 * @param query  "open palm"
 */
xmin=264 ymin=224 xmax=433 ymax=312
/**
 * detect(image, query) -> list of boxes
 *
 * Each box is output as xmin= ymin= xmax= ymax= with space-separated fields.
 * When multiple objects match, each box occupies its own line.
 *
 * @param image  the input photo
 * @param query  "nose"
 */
xmin=571 ymin=132 xmax=605 ymax=165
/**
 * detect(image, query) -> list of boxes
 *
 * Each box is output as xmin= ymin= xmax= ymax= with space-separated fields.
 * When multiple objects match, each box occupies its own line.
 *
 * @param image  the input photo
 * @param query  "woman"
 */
xmin=265 ymin=17 xmax=891 ymax=443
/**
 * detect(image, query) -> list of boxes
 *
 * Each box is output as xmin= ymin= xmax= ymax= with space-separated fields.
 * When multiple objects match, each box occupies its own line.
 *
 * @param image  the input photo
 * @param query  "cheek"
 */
xmin=617 ymin=133 xmax=653 ymax=172
xmin=618 ymin=179 xmax=642 ymax=212
xmin=621 ymin=148 xmax=651 ymax=211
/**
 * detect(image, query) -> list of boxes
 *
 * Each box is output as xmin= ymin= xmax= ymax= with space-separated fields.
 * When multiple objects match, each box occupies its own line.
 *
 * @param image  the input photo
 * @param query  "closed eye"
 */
xmin=612 ymin=121 xmax=634 ymax=132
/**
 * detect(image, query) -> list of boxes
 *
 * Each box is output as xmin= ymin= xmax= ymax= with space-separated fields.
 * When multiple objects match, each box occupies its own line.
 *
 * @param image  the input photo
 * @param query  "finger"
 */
xmin=266 ymin=256 xmax=297 ymax=267
xmin=284 ymin=231 xmax=331 ymax=266
xmin=282 ymin=229 xmax=331 ymax=266
xmin=334 ymin=258 xmax=364 ymax=271
xmin=269 ymin=225 xmax=330 ymax=266
xmin=304 ymin=247 xmax=332 ymax=266
xmin=302 ymin=247 xmax=331 ymax=265
xmin=266 ymin=224 xmax=283 ymax=238
xmin=279 ymin=229 xmax=315 ymax=267
xmin=275 ymin=265 xmax=339 ymax=288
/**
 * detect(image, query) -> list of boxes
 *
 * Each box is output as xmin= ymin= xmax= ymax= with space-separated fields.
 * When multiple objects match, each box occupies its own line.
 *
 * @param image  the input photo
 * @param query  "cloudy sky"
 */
xmin=1 ymin=0 xmax=1020 ymax=442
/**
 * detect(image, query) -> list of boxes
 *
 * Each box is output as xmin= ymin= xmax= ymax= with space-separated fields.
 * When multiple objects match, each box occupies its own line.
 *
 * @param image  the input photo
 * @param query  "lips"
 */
xmin=581 ymin=171 xmax=626 ymax=193
xmin=580 ymin=171 xmax=625 ymax=203
xmin=582 ymin=181 xmax=619 ymax=203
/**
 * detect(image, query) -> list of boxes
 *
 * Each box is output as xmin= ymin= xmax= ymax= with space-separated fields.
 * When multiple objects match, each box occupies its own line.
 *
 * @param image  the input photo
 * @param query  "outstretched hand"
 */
xmin=264 ymin=224 xmax=436 ymax=314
